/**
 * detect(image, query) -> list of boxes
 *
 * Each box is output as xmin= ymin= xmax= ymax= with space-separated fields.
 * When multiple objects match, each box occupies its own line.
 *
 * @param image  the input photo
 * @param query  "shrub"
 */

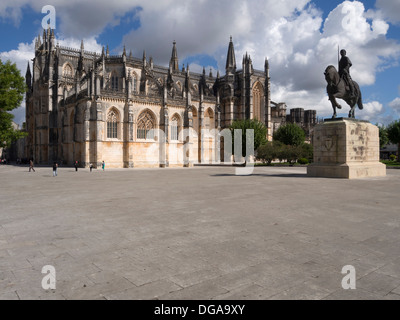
xmin=378 ymin=124 xmax=389 ymax=149
xmin=297 ymin=158 xmax=309 ymax=165
xmin=387 ymin=120 xmax=400 ymax=159
xmin=256 ymin=141 xmax=283 ymax=165
xmin=273 ymin=123 xmax=305 ymax=146
xmin=279 ymin=144 xmax=303 ymax=165
xmin=390 ymin=154 xmax=397 ymax=162
xmin=300 ymin=143 xmax=313 ymax=162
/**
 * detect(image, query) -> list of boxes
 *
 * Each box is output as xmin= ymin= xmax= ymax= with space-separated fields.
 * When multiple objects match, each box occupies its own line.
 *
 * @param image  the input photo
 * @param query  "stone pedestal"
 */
xmin=307 ymin=118 xmax=386 ymax=179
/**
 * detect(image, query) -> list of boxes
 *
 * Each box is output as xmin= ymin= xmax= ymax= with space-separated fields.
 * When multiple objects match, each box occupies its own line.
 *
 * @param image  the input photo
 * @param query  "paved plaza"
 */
xmin=1 ymin=164 xmax=400 ymax=300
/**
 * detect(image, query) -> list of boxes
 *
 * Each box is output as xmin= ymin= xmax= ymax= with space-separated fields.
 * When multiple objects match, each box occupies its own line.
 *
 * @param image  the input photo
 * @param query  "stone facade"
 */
xmin=25 ymin=29 xmax=288 ymax=168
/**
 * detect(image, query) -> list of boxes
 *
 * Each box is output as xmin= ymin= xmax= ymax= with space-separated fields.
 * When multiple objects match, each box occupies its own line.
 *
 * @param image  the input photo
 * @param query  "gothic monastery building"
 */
xmin=25 ymin=28 xmax=315 ymax=168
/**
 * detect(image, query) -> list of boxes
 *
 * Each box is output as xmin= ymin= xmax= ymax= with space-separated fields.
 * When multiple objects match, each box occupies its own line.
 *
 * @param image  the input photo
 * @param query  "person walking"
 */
xmin=102 ymin=161 xmax=105 ymax=171
xmin=29 ymin=159 xmax=35 ymax=172
xmin=89 ymin=162 xmax=93 ymax=172
xmin=53 ymin=162 xmax=58 ymax=177
xmin=74 ymin=161 xmax=78 ymax=172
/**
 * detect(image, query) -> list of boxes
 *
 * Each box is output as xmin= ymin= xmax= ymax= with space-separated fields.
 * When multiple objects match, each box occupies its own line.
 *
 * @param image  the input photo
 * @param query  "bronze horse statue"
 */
xmin=324 ymin=65 xmax=363 ymax=118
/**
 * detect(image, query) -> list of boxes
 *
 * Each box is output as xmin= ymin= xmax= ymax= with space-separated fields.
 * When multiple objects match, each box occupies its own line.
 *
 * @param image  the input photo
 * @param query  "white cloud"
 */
xmin=1 ymin=0 xmax=400 ymax=126
xmin=375 ymin=0 xmax=400 ymax=25
xmin=0 ymin=0 xmax=25 ymax=26
xmin=57 ymin=36 xmax=103 ymax=53
xmin=0 ymin=0 xmax=141 ymax=37
xmin=263 ymin=1 xmax=399 ymax=121
xmin=389 ymin=97 xmax=400 ymax=114
xmin=187 ymin=63 xmax=218 ymax=77
xmin=0 ymin=41 xmax=35 ymax=74
xmin=359 ymin=101 xmax=384 ymax=121
xmin=316 ymin=1 xmax=398 ymax=86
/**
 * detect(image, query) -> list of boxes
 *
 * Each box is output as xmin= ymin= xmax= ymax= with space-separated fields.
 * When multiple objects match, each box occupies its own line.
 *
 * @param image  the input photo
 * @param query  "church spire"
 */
xmin=26 ymin=61 xmax=31 ymax=74
xmin=43 ymin=29 xmax=47 ymax=50
xmin=170 ymin=41 xmax=179 ymax=73
xmin=47 ymin=24 xmax=51 ymax=42
xmin=225 ymin=36 xmax=236 ymax=76
xmin=35 ymin=34 xmax=41 ymax=50
xmin=185 ymin=64 xmax=191 ymax=106
xmin=143 ymin=50 xmax=147 ymax=67
xmin=265 ymin=57 xmax=269 ymax=70
xmin=185 ymin=64 xmax=191 ymax=90
xmin=25 ymin=61 xmax=32 ymax=90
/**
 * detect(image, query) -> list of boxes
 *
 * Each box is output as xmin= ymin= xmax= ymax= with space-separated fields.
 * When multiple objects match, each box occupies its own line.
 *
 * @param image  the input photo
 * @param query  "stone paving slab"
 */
xmin=1 ymin=164 xmax=400 ymax=300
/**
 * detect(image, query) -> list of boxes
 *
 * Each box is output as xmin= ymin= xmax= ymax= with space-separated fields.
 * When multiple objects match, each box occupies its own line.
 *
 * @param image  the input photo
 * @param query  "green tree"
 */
xmin=0 ymin=59 xmax=27 ymax=148
xmin=377 ymin=124 xmax=389 ymax=149
xmin=280 ymin=144 xmax=303 ymax=165
xmin=300 ymin=143 xmax=313 ymax=162
xmin=387 ymin=120 xmax=400 ymax=158
xmin=256 ymin=141 xmax=283 ymax=165
xmin=273 ymin=123 xmax=305 ymax=146
xmin=229 ymin=119 xmax=267 ymax=158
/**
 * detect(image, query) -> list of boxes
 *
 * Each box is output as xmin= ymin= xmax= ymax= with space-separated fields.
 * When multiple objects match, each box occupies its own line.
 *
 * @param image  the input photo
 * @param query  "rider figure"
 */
xmin=339 ymin=49 xmax=355 ymax=98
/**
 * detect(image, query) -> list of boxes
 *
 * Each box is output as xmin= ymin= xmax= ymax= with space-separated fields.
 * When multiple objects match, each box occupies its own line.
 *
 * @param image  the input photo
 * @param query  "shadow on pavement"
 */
xmin=210 ymin=173 xmax=310 ymax=178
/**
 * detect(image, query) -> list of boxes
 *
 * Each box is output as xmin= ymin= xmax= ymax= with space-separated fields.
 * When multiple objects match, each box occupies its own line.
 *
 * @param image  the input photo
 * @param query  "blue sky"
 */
xmin=0 ymin=0 xmax=399 ymax=126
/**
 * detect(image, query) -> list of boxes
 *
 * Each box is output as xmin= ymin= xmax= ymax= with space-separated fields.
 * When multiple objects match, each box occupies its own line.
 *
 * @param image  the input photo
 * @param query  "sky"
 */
xmin=1 ymin=0 xmax=399 ymax=126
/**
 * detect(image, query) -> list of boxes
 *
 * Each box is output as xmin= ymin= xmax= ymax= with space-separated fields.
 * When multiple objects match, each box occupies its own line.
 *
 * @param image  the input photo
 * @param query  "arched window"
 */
xmin=253 ymin=82 xmax=264 ymax=121
xmin=111 ymin=72 xmax=119 ymax=91
xmin=137 ymin=110 xmax=155 ymax=140
xmin=171 ymin=114 xmax=180 ymax=141
xmin=63 ymin=64 xmax=73 ymax=78
xmin=132 ymin=74 xmax=138 ymax=93
xmin=107 ymin=109 xmax=119 ymax=139
xmin=204 ymin=108 xmax=214 ymax=130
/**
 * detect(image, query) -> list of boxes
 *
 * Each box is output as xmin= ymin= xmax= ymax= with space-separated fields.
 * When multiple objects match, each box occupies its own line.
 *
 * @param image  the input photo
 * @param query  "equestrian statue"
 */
xmin=324 ymin=49 xmax=363 ymax=119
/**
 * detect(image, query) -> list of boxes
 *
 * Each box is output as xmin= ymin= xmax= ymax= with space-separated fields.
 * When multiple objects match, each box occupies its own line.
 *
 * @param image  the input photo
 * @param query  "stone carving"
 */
xmin=323 ymin=137 xmax=336 ymax=151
